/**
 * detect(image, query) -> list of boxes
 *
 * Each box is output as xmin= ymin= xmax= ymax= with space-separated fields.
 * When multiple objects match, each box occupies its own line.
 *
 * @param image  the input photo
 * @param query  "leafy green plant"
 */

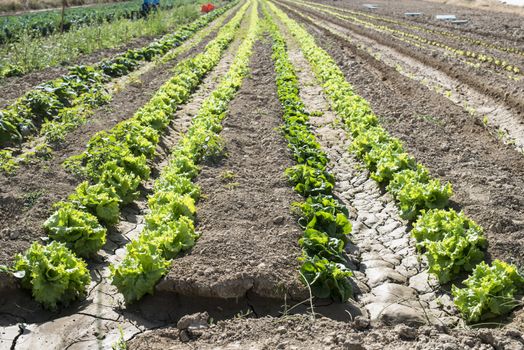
xmin=300 ymin=256 xmax=353 ymax=302
xmin=13 ymin=241 xmax=91 ymax=310
xmin=68 ymin=182 xmax=121 ymax=225
xmin=412 ymin=209 xmax=483 ymax=249
xmin=452 ymin=260 xmax=524 ymax=323
xmin=110 ymin=241 xmax=169 ymax=303
xmin=285 ymin=164 xmax=335 ymax=196
xmin=99 ymin=162 xmax=141 ymax=205
xmin=44 ymin=203 xmax=107 ymax=258
xmin=139 ymin=216 xmax=198 ymax=260
xmin=387 ymin=166 xmax=452 ymax=220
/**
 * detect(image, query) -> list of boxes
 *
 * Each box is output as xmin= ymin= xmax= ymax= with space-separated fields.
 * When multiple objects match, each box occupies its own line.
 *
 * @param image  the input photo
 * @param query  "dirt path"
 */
xmin=157 ymin=37 xmax=307 ymax=302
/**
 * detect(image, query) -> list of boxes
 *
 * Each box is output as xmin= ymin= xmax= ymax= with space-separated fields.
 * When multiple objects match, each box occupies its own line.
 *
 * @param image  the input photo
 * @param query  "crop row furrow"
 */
xmin=269 ymin=0 xmax=524 ymax=324
xmin=308 ymin=1 xmax=524 ymax=59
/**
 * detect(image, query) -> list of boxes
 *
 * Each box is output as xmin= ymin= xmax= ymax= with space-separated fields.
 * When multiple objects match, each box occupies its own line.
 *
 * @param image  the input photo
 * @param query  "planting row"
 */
xmin=0 ymin=1 xmax=250 ymax=310
xmin=291 ymin=0 xmax=522 ymax=78
xmin=0 ymin=2 xmax=236 ymax=172
xmin=111 ymin=1 xmax=259 ymax=303
xmin=265 ymin=6 xmax=354 ymax=302
xmin=0 ymin=0 xmax=183 ymax=46
xmin=269 ymin=0 xmax=524 ymax=323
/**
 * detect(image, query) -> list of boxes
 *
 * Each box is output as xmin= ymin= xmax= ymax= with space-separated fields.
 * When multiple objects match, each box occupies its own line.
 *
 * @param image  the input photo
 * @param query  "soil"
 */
xmin=424 ymin=0 xmax=524 ymax=16
xmin=157 ymin=37 xmax=307 ymax=301
xmin=0 ymin=13 xmax=226 ymax=269
xmin=128 ymin=314 xmax=524 ymax=350
xmin=299 ymin=14 xmax=524 ymax=152
xmin=329 ymin=0 xmax=524 ymax=43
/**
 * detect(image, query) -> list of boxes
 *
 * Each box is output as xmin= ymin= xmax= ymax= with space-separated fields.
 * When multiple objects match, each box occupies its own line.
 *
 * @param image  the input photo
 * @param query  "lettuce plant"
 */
xmin=13 ymin=241 xmax=91 ymax=310
xmin=285 ymin=164 xmax=335 ymax=196
xmin=110 ymin=241 xmax=169 ymax=303
xmin=44 ymin=203 xmax=107 ymax=258
xmin=69 ymin=182 xmax=121 ymax=225
xmin=452 ymin=260 xmax=524 ymax=323
xmin=300 ymin=256 xmax=353 ymax=302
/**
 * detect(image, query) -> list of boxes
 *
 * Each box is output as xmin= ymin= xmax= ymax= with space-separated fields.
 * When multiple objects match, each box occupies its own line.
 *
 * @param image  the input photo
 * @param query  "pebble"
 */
xmin=177 ymin=312 xmax=209 ymax=331
xmin=273 ymin=216 xmax=285 ymax=225
xmin=352 ymin=315 xmax=370 ymax=330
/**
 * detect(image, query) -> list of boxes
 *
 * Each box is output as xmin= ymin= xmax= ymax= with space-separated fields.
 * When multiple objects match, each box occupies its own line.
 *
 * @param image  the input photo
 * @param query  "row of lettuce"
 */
xmin=268 ymin=1 xmax=524 ymax=323
xmin=291 ymin=0 xmax=521 ymax=76
xmin=0 ymin=2 xmax=235 ymax=152
xmin=265 ymin=6 xmax=354 ymax=302
xmin=111 ymin=3 xmax=259 ymax=303
xmin=4 ymin=1 xmax=251 ymax=310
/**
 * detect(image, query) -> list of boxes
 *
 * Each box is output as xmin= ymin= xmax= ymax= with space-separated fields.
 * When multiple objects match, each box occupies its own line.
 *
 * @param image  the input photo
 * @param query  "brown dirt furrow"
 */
xmin=128 ymin=314 xmax=524 ymax=350
xmin=0 ymin=14 xmax=227 ymax=267
xmin=157 ymin=38 xmax=307 ymax=301
xmin=278 ymin=0 xmax=524 ymax=116
xmin=319 ymin=3 xmax=524 ymax=64
xmin=278 ymin=3 xmax=524 ymax=270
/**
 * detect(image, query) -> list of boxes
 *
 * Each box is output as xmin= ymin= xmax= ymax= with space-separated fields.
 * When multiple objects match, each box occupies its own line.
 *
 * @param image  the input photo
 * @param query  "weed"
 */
xmin=220 ymin=170 xmax=237 ymax=181
xmin=23 ymin=190 xmax=45 ymax=208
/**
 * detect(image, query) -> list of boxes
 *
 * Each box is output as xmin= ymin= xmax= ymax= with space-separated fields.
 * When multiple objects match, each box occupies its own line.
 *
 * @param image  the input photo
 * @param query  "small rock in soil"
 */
xmin=395 ymin=324 xmax=417 ymax=340
xmin=273 ymin=216 xmax=285 ymax=225
xmin=352 ymin=316 xmax=370 ymax=330
xmin=177 ymin=312 xmax=210 ymax=331
xmin=179 ymin=329 xmax=190 ymax=343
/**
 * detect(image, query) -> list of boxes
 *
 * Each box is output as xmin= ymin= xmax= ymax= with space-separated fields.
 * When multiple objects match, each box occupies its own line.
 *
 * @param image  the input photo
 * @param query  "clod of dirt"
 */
xmin=395 ymin=324 xmax=417 ymax=340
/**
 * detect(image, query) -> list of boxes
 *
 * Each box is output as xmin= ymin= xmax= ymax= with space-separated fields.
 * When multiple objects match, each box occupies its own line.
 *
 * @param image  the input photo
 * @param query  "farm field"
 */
xmin=0 ymin=0 xmax=524 ymax=349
